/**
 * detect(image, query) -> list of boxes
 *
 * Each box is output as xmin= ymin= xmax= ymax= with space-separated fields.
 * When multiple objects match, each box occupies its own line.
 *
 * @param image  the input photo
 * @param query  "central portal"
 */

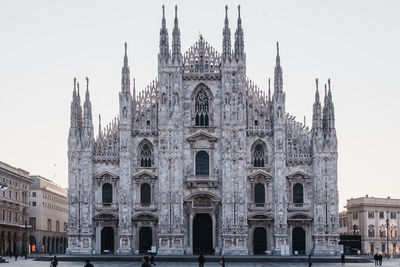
xmin=101 ymin=227 xmax=114 ymax=253
xmin=193 ymin=213 xmax=213 ymax=254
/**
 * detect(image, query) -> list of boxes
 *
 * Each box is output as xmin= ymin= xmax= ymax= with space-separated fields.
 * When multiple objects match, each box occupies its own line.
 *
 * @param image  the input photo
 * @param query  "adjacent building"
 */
xmin=343 ymin=196 xmax=400 ymax=255
xmin=67 ymin=5 xmax=340 ymax=255
xmin=0 ymin=161 xmax=33 ymax=255
xmin=28 ymin=175 xmax=68 ymax=254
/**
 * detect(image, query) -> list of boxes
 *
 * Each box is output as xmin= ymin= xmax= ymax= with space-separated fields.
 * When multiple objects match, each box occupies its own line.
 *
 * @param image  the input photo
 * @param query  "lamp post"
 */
xmin=22 ymin=222 xmax=32 ymax=257
xmin=381 ymin=219 xmax=392 ymax=259
xmin=352 ymin=224 xmax=358 ymax=236
xmin=0 ymin=183 xmax=7 ymax=262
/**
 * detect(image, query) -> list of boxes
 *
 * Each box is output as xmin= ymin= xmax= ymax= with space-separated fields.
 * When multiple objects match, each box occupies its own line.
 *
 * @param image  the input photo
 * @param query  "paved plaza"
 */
xmin=2 ymin=258 xmax=400 ymax=267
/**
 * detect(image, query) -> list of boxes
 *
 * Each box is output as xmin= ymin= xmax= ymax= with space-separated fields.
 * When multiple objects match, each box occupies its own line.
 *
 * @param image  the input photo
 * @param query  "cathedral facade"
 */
xmin=67 ymin=6 xmax=339 ymax=255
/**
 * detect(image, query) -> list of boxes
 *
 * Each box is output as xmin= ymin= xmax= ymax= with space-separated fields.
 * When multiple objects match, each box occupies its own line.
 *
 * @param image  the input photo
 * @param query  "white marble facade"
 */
xmin=66 ymin=6 xmax=339 ymax=256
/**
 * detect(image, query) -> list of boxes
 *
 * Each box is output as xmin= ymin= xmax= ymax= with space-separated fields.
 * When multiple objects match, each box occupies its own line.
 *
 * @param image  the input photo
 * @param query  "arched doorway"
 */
xmin=193 ymin=214 xmax=213 ymax=254
xmin=292 ymin=227 xmax=306 ymax=255
xmin=101 ymin=227 xmax=114 ymax=253
xmin=139 ymin=227 xmax=152 ymax=253
xmin=253 ymin=227 xmax=267 ymax=255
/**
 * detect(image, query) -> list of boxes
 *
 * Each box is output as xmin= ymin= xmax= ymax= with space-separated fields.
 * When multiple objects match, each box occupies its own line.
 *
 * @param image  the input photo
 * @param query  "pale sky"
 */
xmin=1 ymin=0 xmax=399 ymax=210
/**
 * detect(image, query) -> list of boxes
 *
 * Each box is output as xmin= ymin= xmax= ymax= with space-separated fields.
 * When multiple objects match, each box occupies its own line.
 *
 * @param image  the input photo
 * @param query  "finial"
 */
xmin=268 ymin=78 xmax=271 ymax=90
xmin=175 ymin=5 xmax=177 ymax=18
xmin=225 ymin=5 xmax=228 ymax=17
xmin=162 ymin=5 xmax=165 ymax=18
xmin=315 ymin=78 xmax=319 ymax=91
xmin=86 ymin=76 xmax=89 ymax=90
xmin=304 ymin=116 xmax=306 ymax=126
xmin=77 ymin=82 xmax=80 ymax=96
xmin=238 ymin=5 xmax=241 ymax=18
xmin=74 ymin=77 xmax=77 ymax=91
xmin=124 ymin=42 xmax=127 ymax=54
xmin=324 ymin=84 xmax=327 ymax=95
xmin=328 ymin=78 xmax=331 ymax=91
xmin=276 ymin=42 xmax=280 ymax=55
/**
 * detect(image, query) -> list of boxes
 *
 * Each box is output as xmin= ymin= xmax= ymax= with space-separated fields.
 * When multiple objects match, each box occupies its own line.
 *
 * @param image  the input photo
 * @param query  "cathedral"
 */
xmin=67 ymin=5 xmax=339 ymax=255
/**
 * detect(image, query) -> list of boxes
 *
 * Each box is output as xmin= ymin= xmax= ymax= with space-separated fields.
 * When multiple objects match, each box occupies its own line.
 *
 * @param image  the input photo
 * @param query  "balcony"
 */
xmin=134 ymin=203 xmax=158 ymax=212
xmin=248 ymin=203 xmax=273 ymax=212
xmin=184 ymin=175 xmax=219 ymax=188
xmin=246 ymin=126 xmax=273 ymax=136
xmin=288 ymin=203 xmax=311 ymax=212
xmin=95 ymin=203 xmax=119 ymax=212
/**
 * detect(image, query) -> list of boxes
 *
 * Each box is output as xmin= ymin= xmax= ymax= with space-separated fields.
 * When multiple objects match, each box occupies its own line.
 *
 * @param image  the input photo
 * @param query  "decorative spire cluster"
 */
xmin=313 ymin=78 xmax=336 ymax=140
xmin=159 ymin=5 xmax=170 ymax=64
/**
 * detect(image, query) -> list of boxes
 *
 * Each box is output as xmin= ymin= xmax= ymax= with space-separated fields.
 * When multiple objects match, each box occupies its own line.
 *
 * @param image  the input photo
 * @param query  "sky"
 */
xmin=0 ymin=0 xmax=399 ymax=210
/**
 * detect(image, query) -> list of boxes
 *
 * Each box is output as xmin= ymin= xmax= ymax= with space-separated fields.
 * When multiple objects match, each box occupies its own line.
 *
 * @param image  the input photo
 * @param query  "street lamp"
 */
xmin=381 ymin=219 xmax=392 ymax=259
xmin=0 ymin=183 xmax=7 ymax=262
xmin=352 ymin=224 xmax=358 ymax=236
xmin=21 ymin=222 xmax=32 ymax=257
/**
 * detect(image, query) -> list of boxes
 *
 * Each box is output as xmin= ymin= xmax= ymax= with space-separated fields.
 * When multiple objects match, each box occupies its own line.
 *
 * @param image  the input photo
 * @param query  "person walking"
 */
xmin=341 ymin=253 xmax=345 ymax=265
xmin=198 ymin=253 xmax=205 ymax=267
xmin=374 ymin=253 xmax=378 ymax=265
xmin=308 ymin=253 xmax=312 ymax=267
xmin=219 ymin=255 xmax=225 ymax=267
xmin=150 ymin=254 xmax=156 ymax=265
xmin=52 ymin=256 xmax=58 ymax=267
xmin=84 ymin=259 xmax=94 ymax=267
xmin=378 ymin=254 xmax=382 ymax=265
xmin=14 ymin=252 xmax=18 ymax=261
xmin=141 ymin=256 xmax=151 ymax=267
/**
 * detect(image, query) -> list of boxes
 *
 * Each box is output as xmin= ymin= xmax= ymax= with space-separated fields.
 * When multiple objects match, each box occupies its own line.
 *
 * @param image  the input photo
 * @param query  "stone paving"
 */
xmin=2 ymin=258 xmax=400 ymax=267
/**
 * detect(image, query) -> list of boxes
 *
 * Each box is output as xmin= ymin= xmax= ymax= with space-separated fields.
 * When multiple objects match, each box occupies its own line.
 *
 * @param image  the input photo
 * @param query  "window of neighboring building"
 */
xmin=254 ymin=183 xmax=265 ymax=204
xmin=370 ymin=243 xmax=375 ymax=254
xmin=32 ymin=192 xmax=36 ymax=197
xmin=380 ymin=229 xmax=386 ymax=238
xmin=368 ymin=225 xmax=375 ymax=238
xmin=29 ymin=217 xmax=36 ymax=230
xmin=47 ymin=219 xmax=52 ymax=231
xmin=391 ymin=226 xmax=397 ymax=238
xmin=195 ymin=151 xmax=209 ymax=176
xmin=140 ymin=183 xmax=151 ymax=204
xmin=64 ymin=222 xmax=67 ymax=232
xmin=353 ymin=211 xmax=358 ymax=220
xmin=56 ymin=220 xmax=60 ymax=232
xmin=293 ymin=183 xmax=304 ymax=204
xmin=368 ymin=211 xmax=374 ymax=219
xmin=379 ymin=211 xmax=385 ymax=219
xmin=391 ymin=212 xmax=396 ymax=219
xmin=32 ymin=201 xmax=36 ymax=207
xmin=382 ymin=243 xmax=386 ymax=254
xmin=8 ymin=211 xmax=11 ymax=221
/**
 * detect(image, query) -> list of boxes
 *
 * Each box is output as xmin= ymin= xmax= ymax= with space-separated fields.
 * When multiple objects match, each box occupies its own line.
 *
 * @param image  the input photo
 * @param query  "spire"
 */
xmin=274 ymin=42 xmax=283 ymax=94
xmin=121 ymin=42 xmax=130 ymax=93
xmin=327 ymin=78 xmax=335 ymax=130
xmin=172 ymin=5 xmax=181 ymax=63
xmin=98 ymin=114 xmax=102 ymax=139
xmin=312 ymin=78 xmax=322 ymax=133
xmin=222 ymin=5 xmax=231 ymax=63
xmin=268 ymin=78 xmax=271 ymax=102
xmin=234 ymin=5 xmax=244 ymax=61
xmin=159 ymin=5 xmax=169 ymax=63
xmin=76 ymin=82 xmax=83 ymax=132
xmin=70 ymin=78 xmax=78 ymax=129
xmin=83 ymin=77 xmax=93 ymax=136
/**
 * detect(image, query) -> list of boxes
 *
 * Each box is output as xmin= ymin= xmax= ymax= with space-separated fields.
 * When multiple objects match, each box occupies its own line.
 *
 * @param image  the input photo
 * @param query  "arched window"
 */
xmin=253 ymin=144 xmax=265 ymax=167
xmin=293 ymin=183 xmax=303 ymax=204
xmin=140 ymin=183 xmax=151 ymax=204
xmin=102 ymin=183 xmax=113 ymax=204
xmin=195 ymin=151 xmax=209 ymax=176
xmin=254 ymin=183 xmax=265 ymax=204
xmin=195 ymin=91 xmax=209 ymax=126
xmin=139 ymin=142 xmax=152 ymax=167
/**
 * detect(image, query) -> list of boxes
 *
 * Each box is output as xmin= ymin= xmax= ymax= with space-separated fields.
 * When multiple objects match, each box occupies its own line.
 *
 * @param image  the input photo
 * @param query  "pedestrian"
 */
xmin=379 ymin=254 xmax=382 ymax=265
xmin=374 ymin=253 xmax=378 ymax=265
xmin=84 ymin=259 xmax=94 ymax=267
xmin=14 ymin=252 xmax=18 ymax=261
xmin=52 ymin=256 xmax=58 ymax=267
xmin=150 ymin=254 xmax=156 ymax=265
xmin=308 ymin=253 xmax=312 ymax=267
xmin=341 ymin=253 xmax=345 ymax=265
xmin=219 ymin=255 xmax=225 ymax=267
xmin=198 ymin=253 xmax=205 ymax=267
xmin=141 ymin=256 xmax=151 ymax=267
